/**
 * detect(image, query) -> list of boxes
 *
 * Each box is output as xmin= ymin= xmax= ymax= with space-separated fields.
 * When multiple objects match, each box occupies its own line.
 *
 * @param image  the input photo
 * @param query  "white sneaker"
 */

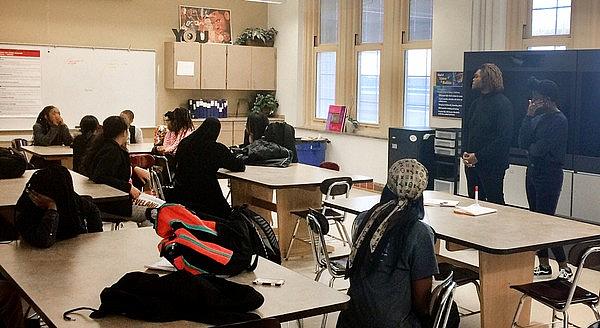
xmin=557 ymin=267 xmax=573 ymax=280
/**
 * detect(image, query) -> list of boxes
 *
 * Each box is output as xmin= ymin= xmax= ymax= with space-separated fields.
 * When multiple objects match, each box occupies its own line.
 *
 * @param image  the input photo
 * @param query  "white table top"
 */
xmin=325 ymin=190 xmax=600 ymax=254
xmin=0 ymin=228 xmax=350 ymax=327
xmin=0 ymin=170 xmax=128 ymax=209
xmin=21 ymin=143 xmax=154 ymax=157
xmin=219 ymin=163 xmax=372 ymax=189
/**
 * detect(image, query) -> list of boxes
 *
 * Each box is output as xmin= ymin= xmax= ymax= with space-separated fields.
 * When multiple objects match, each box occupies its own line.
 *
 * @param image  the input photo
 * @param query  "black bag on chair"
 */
xmin=0 ymin=147 xmax=27 ymax=179
xmin=264 ymin=122 xmax=298 ymax=163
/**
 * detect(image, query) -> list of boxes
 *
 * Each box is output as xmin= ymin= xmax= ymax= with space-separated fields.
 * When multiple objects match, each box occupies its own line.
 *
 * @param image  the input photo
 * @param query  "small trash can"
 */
xmin=295 ymin=138 xmax=328 ymax=166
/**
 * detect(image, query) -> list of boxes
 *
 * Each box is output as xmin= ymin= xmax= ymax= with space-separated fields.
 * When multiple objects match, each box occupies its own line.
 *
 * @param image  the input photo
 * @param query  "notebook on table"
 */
xmin=453 ymin=204 xmax=497 ymax=216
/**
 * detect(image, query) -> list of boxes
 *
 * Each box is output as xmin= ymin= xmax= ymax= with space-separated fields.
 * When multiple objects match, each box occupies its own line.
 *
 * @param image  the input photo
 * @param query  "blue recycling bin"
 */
xmin=295 ymin=139 xmax=328 ymax=166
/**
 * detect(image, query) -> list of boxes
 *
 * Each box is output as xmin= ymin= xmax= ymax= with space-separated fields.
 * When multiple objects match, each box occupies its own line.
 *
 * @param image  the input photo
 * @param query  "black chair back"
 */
xmin=320 ymin=177 xmax=352 ymax=197
xmin=11 ymin=138 xmax=28 ymax=151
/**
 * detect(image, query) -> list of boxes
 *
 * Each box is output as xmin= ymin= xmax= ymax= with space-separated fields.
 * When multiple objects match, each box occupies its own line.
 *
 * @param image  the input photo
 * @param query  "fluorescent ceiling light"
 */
xmin=246 ymin=0 xmax=285 ymax=4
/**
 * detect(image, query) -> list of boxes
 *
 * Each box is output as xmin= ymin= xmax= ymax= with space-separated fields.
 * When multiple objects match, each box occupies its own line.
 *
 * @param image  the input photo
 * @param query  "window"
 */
xmin=316 ymin=52 xmax=336 ymax=119
xmin=528 ymin=45 xmax=567 ymax=50
xmin=408 ymin=0 xmax=433 ymax=41
xmin=531 ymin=0 xmax=571 ymax=36
xmin=304 ymin=0 xmax=432 ymax=136
xmin=403 ymin=49 xmax=431 ymax=127
xmin=357 ymin=51 xmax=380 ymax=123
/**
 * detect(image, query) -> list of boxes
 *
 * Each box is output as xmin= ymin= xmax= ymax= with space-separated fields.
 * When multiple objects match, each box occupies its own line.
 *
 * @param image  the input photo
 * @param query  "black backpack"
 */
xmin=264 ymin=122 xmax=298 ymax=163
xmin=232 ymin=205 xmax=282 ymax=264
xmin=0 ymin=147 xmax=27 ymax=179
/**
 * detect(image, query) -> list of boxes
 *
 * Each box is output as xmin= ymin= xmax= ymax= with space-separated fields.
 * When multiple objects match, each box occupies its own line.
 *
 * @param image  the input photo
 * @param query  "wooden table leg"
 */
xmin=479 ymin=251 xmax=534 ymax=328
xmin=230 ymin=179 xmax=274 ymax=224
xmin=276 ymin=187 xmax=321 ymax=256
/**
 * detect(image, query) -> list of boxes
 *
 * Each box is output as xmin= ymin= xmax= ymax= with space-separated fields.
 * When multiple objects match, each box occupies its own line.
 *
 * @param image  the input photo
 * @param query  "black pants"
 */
xmin=526 ymin=164 xmax=566 ymax=263
xmin=465 ymin=166 xmax=506 ymax=205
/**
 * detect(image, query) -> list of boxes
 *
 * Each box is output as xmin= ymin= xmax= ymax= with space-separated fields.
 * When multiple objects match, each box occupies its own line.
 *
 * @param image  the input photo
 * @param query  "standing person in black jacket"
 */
xmin=82 ymin=116 xmax=151 ymax=226
xmin=71 ymin=115 xmax=100 ymax=174
xmin=463 ymin=63 xmax=513 ymax=204
xmin=519 ymin=77 xmax=571 ymax=279
xmin=170 ymin=117 xmax=245 ymax=218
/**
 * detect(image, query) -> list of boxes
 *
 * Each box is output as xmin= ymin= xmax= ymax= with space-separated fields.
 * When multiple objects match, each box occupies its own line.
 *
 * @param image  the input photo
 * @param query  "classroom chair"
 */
xmin=10 ymin=138 xmax=32 ymax=168
xmin=430 ymin=269 xmax=458 ymax=328
xmin=286 ymin=177 xmax=353 ymax=260
xmin=511 ymin=240 xmax=600 ymax=328
xmin=129 ymin=154 xmax=164 ymax=199
xmin=305 ymin=209 xmax=348 ymax=328
xmin=437 ymin=262 xmax=481 ymax=316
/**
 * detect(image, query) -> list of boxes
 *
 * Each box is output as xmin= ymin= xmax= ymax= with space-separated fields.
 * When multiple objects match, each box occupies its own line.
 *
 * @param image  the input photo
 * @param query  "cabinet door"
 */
xmin=572 ymin=172 xmax=600 ymax=224
xmin=233 ymin=122 xmax=246 ymax=145
xmin=251 ymin=47 xmax=276 ymax=90
xmin=556 ymin=170 xmax=572 ymax=217
xmin=200 ymin=44 xmax=227 ymax=89
xmin=503 ymin=164 xmax=529 ymax=208
xmin=227 ymin=46 xmax=252 ymax=90
xmin=164 ymin=42 xmax=201 ymax=89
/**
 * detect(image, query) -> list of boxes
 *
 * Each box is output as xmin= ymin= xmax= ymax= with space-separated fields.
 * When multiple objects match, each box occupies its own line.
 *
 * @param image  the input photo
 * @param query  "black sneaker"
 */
xmin=557 ymin=267 xmax=573 ymax=280
xmin=533 ymin=265 xmax=552 ymax=276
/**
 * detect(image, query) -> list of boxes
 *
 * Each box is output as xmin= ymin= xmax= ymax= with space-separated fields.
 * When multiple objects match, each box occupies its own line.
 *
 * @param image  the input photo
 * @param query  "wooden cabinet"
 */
xmin=164 ymin=43 xmax=276 ymax=91
xmin=226 ymin=46 xmax=252 ymax=90
xmin=200 ymin=44 xmax=227 ymax=89
xmin=193 ymin=117 xmax=284 ymax=146
xmin=164 ymin=42 xmax=201 ymax=89
xmin=572 ymin=172 xmax=600 ymax=224
xmin=250 ymin=47 xmax=276 ymax=90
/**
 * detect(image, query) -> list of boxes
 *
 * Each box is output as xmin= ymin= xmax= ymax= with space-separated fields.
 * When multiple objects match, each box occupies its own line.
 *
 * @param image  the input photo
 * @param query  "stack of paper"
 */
xmin=145 ymin=257 xmax=177 ymax=272
xmin=424 ymin=199 xmax=460 ymax=207
xmin=133 ymin=193 xmax=165 ymax=208
xmin=453 ymin=204 xmax=497 ymax=216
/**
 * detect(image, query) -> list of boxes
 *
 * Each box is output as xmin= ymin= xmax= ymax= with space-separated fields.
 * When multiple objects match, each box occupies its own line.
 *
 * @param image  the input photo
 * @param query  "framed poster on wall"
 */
xmin=179 ymin=5 xmax=232 ymax=44
xmin=433 ymin=71 xmax=464 ymax=118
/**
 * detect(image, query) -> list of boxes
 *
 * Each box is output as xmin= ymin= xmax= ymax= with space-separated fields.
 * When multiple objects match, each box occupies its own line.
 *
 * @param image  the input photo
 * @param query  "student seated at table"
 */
xmin=154 ymin=107 xmax=194 ymax=157
xmin=71 ymin=115 xmax=100 ymax=174
xmin=14 ymin=165 xmax=103 ymax=248
xmin=337 ymin=159 xmax=439 ymax=328
xmin=33 ymin=105 xmax=73 ymax=146
xmin=120 ymin=109 xmax=144 ymax=144
xmin=241 ymin=112 xmax=269 ymax=147
xmin=169 ymin=117 xmax=245 ymax=218
xmin=82 ymin=116 xmax=151 ymax=227
xmin=31 ymin=105 xmax=73 ymax=167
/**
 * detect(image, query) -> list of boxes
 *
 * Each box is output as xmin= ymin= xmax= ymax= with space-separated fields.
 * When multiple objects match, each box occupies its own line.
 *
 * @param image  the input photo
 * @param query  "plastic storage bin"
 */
xmin=296 ymin=139 xmax=328 ymax=166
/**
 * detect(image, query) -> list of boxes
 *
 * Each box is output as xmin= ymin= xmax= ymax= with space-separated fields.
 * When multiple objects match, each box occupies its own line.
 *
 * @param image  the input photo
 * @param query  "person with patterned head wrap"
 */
xmin=337 ymin=159 xmax=440 ymax=328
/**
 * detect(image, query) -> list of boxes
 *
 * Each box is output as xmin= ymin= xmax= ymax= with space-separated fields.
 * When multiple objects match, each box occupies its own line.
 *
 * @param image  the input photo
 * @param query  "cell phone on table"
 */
xmin=252 ymin=278 xmax=285 ymax=286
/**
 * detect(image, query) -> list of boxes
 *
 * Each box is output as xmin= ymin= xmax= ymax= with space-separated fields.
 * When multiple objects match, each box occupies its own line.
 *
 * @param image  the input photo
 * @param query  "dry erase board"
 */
xmin=0 ymin=44 xmax=156 ymax=130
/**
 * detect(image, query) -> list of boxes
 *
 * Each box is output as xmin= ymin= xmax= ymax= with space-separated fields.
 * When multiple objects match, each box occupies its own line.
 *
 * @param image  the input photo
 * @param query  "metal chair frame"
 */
xmin=430 ymin=270 xmax=458 ymax=328
xmin=511 ymin=244 xmax=600 ymax=328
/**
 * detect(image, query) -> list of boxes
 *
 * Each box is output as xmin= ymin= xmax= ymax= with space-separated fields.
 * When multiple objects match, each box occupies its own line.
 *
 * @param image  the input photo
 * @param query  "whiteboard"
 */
xmin=0 ymin=44 xmax=156 ymax=130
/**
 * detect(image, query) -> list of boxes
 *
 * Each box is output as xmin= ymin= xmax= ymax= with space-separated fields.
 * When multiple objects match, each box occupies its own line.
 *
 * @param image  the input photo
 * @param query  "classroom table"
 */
xmin=219 ymin=163 xmax=372 ymax=256
xmin=0 ymin=228 xmax=351 ymax=327
xmin=21 ymin=143 xmax=155 ymax=169
xmin=0 ymin=169 xmax=128 ymax=210
xmin=324 ymin=190 xmax=600 ymax=328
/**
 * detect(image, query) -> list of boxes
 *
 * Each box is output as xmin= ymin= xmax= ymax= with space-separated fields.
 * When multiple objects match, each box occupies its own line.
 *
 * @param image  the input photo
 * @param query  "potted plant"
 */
xmin=345 ymin=116 xmax=359 ymax=133
xmin=251 ymin=93 xmax=279 ymax=117
xmin=234 ymin=27 xmax=278 ymax=47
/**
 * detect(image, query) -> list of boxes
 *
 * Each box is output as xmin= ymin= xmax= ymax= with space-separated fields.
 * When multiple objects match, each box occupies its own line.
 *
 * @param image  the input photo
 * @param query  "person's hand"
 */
xmin=462 ymin=152 xmax=478 ymax=167
xmin=133 ymin=167 xmax=151 ymax=183
xmin=527 ymin=99 xmax=545 ymax=117
xmin=26 ymin=189 xmax=57 ymax=210
xmin=155 ymin=146 xmax=165 ymax=153
xmin=130 ymin=185 xmax=141 ymax=199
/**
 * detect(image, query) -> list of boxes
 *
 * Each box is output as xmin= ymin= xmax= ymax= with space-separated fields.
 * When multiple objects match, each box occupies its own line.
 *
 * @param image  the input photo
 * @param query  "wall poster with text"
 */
xmin=179 ymin=5 xmax=232 ymax=44
xmin=433 ymin=71 xmax=464 ymax=118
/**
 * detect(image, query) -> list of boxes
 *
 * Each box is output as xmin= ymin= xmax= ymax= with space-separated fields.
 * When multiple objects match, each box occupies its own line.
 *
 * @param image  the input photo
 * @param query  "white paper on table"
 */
xmin=424 ymin=199 xmax=460 ymax=207
xmin=176 ymin=61 xmax=195 ymax=76
xmin=133 ymin=193 xmax=165 ymax=208
xmin=453 ymin=204 xmax=497 ymax=216
xmin=145 ymin=257 xmax=177 ymax=272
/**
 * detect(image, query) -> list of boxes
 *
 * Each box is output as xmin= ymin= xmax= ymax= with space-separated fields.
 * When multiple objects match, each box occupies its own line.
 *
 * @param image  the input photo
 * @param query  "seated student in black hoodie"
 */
xmin=82 ymin=116 xmax=151 ymax=226
xmin=71 ymin=115 xmax=100 ymax=174
xmin=15 ymin=165 xmax=103 ymax=248
xmin=170 ymin=117 xmax=245 ymax=218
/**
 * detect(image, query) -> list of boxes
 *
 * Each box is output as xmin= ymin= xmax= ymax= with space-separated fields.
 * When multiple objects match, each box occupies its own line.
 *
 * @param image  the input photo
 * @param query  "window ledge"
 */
xmin=296 ymin=125 xmax=388 ymax=140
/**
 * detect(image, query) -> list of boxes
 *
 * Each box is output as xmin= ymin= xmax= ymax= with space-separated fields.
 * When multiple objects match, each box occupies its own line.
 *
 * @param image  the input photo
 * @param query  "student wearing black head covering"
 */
xmin=71 ymin=115 xmax=100 ymax=174
xmin=14 ymin=165 xmax=103 ymax=248
xmin=519 ymin=77 xmax=570 ymax=279
xmin=170 ymin=117 xmax=245 ymax=218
